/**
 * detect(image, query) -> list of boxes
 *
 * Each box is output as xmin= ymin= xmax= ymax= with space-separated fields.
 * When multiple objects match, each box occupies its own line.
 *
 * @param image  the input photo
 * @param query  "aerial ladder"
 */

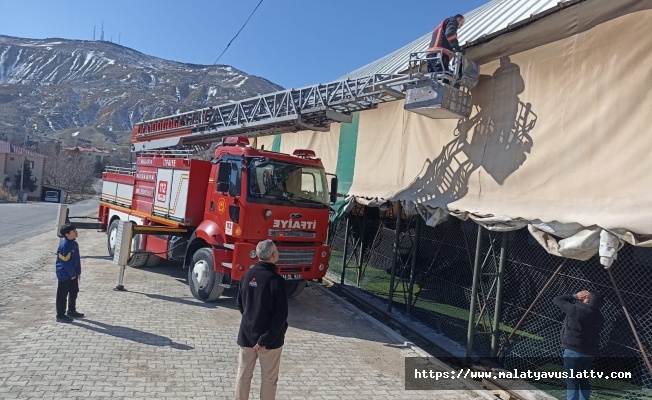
xmin=86 ymin=52 xmax=479 ymax=300
xmin=130 ymin=52 xmax=479 ymax=152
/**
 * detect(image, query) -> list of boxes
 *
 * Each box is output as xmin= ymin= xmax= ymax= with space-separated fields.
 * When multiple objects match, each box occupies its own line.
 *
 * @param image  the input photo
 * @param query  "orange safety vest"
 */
xmin=426 ymin=18 xmax=457 ymax=58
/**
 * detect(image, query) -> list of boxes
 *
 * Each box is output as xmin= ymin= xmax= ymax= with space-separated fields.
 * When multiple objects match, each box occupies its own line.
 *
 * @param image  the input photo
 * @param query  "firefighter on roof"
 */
xmin=426 ymin=13 xmax=466 ymax=73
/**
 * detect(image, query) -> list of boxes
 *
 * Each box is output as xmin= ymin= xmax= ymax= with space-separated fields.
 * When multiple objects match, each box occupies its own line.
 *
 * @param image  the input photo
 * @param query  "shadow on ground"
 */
xmin=72 ymin=319 xmax=193 ymax=350
xmin=103 ymin=258 xmax=400 ymax=344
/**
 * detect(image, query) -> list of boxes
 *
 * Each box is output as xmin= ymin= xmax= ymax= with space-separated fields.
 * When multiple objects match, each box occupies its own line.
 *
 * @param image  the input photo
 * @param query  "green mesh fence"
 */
xmin=328 ymin=211 xmax=652 ymax=399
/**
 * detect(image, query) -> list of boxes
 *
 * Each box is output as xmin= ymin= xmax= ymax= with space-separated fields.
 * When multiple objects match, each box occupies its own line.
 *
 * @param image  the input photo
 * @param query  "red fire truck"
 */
xmin=100 ymin=135 xmax=336 ymax=301
xmin=98 ymin=56 xmax=476 ymax=301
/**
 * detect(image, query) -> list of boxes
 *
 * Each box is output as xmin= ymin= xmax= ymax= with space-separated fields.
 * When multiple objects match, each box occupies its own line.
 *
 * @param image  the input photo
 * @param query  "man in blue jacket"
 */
xmin=55 ymin=223 xmax=84 ymax=322
xmin=235 ymin=239 xmax=288 ymax=400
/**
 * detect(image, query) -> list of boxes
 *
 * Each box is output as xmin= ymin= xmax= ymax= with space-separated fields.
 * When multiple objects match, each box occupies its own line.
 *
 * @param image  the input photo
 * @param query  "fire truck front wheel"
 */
xmin=188 ymin=248 xmax=225 ymax=302
xmin=107 ymin=219 xmax=119 ymax=257
xmin=286 ymin=280 xmax=306 ymax=298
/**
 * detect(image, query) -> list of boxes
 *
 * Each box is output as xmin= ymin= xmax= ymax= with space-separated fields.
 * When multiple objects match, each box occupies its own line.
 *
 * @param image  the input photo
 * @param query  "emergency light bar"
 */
xmin=293 ymin=149 xmax=316 ymax=158
xmin=224 ymin=136 xmax=250 ymax=146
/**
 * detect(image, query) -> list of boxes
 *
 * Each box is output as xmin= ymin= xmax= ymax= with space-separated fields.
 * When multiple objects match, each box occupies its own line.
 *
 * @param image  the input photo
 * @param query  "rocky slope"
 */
xmin=0 ymin=35 xmax=283 ymax=147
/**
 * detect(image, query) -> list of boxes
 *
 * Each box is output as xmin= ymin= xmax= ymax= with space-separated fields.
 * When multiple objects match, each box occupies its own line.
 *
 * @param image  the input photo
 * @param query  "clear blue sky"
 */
xmin=0 ymin=0 xmax=487 ymax=88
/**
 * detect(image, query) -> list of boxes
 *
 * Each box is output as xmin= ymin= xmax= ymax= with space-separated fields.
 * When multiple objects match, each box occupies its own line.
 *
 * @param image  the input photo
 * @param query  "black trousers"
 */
xmin=56 ymin=278 xmax=79 ymax=317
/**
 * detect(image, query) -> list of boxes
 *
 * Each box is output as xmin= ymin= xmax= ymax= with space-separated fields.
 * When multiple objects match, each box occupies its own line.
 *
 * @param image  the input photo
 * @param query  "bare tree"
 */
xmin=42 ymin=147 xmax=69 ymax=188
xmin=43 ymin=149 xmax=97 ymax=194
xmin=67 ymin=155 xmax=96 ymax=194
xmin=106 ymin=146 xmax=132 ymax=168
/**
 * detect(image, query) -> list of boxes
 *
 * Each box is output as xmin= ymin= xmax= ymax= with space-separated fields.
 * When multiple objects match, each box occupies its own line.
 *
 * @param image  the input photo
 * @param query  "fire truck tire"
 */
xmin=145 ymin=254 xmax=161 ymax=267
xmin=188 ymin=248 xmax=225 ymax=302
xmin=107 ymin=219 xmax=119 ymax=258
xmin=126 ymin=234 xmax=149 ymax=267
xmin=286 ymin=280 xmax=306 ymax=298
xmin=128 ymin=253 xmax=149 ymax=268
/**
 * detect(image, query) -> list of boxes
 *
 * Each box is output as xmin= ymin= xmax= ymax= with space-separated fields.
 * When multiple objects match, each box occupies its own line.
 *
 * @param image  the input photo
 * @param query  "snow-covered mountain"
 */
xmin=0 ymin=35 xmax=283 ymax=146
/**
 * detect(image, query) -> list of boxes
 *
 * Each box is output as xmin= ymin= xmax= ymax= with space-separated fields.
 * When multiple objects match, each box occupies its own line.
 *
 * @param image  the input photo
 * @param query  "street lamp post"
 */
xmin=18 ymin=124 xmax=37 ymax=203
xmin=18 ymin=134 xmax=26 ymax=202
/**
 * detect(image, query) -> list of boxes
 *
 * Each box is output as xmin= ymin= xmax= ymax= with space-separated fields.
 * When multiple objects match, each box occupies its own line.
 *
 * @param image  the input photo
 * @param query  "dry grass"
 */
xmin=0 ymin=186 xmax=18 ymax=202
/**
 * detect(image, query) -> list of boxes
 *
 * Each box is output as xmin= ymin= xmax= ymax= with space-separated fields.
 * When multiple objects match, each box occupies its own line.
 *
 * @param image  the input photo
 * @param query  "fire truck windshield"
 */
xmin=248 ymin=160 xmax=329 ymax=207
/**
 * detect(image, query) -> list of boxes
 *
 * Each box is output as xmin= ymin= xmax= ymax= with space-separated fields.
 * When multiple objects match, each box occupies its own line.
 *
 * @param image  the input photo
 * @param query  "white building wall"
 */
xmin=4 ymin=154 xmax=45 ymax=196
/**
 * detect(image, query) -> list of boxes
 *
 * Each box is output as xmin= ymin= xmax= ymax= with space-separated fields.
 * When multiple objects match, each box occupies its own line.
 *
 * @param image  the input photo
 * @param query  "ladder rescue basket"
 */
xmin=404 ymin=82 xmax=473 ymax=119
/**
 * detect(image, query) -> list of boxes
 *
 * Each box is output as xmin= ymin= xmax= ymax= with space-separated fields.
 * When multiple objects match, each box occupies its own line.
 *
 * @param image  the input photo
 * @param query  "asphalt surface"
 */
xmin=0 ymin=198 xmax=99 ymax=247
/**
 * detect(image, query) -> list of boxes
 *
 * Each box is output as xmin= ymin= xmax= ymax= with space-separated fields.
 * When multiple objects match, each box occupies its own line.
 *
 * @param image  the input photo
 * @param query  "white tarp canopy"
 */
xmin=258 ymin=0 xmax=652 ymax=261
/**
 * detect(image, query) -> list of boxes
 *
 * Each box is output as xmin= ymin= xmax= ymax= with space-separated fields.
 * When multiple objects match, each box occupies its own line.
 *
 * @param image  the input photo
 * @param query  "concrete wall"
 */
xmin=3 ymin=153 xmax=44 ymax=197
xmin=0 ymin=154 xmax=7 ymax=186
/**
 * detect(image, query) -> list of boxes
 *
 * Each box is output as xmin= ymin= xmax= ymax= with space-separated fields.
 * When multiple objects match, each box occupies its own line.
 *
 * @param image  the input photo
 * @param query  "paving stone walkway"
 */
xmin=0 ymin=226 xmax=490 ymax=399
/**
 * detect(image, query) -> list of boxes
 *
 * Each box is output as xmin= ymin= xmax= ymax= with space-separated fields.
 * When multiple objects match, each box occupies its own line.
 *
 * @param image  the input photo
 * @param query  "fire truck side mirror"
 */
xmin=329 ymin=177 xmax=338 ymax=204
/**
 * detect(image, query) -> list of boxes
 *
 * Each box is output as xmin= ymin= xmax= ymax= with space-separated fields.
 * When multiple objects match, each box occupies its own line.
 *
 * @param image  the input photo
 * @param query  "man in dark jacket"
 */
xmin=55 ymin=223 xmax=84 ymax=323
xmin=426 ymin=14 xmax=466 ymax=74
xmin=553 ymin=290 xmax=604 ymax=400
xmin=235 ymin=240 xmax=288 ymax=400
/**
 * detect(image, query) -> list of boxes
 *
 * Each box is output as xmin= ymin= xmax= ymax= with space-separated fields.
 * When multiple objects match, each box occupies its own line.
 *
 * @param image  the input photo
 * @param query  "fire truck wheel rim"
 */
xmin=107 ymin=220 xmax=119 ymax=257
xmin=193 ymin=260 xmax=210 ymax=289
xmin=109 ymin=226 xmax=117 ymax=250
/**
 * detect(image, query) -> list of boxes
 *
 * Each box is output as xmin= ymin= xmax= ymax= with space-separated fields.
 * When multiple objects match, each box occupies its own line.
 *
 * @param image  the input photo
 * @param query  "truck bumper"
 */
xmin=229 ymin=243 xmax=330 ymax=282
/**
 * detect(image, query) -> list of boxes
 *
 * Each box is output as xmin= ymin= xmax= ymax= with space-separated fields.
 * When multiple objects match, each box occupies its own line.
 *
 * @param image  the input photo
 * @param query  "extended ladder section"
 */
xmin=131 ymin=52 xmax=479 ymax=152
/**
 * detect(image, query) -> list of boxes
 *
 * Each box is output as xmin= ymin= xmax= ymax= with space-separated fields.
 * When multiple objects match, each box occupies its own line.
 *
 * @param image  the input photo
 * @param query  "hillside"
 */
xmin=0 ymin=35 xmax=283 ymax=147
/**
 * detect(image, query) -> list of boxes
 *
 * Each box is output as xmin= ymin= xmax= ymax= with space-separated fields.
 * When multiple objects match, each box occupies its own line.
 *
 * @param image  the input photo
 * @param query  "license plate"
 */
xmin=281 ymin=274 xmax=302 ymax=281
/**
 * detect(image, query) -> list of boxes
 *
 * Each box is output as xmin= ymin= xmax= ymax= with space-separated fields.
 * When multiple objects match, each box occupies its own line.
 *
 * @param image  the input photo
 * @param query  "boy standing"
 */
xmin=55 ymin=223 xmax=84 ymax=323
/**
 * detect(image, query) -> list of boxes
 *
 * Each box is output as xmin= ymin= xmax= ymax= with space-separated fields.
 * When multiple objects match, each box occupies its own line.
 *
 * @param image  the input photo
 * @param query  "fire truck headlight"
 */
xmin=321 ymin=250 xmax=328 ymax=258
xmin=264 ymin=209 xmax=273 ymax=219
xmin=249 ymin=250 xmax=257 ymax=259
xmin=319 ymin=263 xmax=325 ymax=271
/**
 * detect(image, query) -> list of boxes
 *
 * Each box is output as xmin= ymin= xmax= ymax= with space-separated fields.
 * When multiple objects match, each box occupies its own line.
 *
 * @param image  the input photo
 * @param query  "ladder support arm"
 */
xmin=130 ymin=52 xmax=477 ymax=152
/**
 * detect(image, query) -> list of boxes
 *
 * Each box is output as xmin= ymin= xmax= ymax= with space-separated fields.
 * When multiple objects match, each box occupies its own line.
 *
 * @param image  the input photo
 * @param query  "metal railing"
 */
xmin=104 ymin=166 xmax=135 ymax=175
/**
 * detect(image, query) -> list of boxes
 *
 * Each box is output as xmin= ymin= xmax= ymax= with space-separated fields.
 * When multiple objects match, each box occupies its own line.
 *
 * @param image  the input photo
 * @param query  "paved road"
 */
xmin=0 ymin=198 xmax=99 ymax=247
xmin=0 ymin=223 xmax=490 ymax=399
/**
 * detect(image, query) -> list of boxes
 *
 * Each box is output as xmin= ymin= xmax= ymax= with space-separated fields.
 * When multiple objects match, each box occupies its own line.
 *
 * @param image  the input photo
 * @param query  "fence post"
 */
xmin=490 ymin=232 xmax=508 ymax=358
xmin=407 ymin=216 xmax=421 ymax=315
xmin=340 ymin=215 xmax=350 ymax=285
xmin=606 ymin=268 xmax=652 ymax=377
xmin=387 ymin=202 xmax=402 ymax=313
xmin=466 ymin=224 xmax=483 ymax=358
xmin=357 ymin=206 xmax=368 ymax=285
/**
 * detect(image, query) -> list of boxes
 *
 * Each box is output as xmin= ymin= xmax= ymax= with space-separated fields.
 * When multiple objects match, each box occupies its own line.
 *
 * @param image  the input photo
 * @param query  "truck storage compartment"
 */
xmin=101 ymin=168 xmax=135 ymax=208
xmin=149 ymin=158 xmax=211 ymax=225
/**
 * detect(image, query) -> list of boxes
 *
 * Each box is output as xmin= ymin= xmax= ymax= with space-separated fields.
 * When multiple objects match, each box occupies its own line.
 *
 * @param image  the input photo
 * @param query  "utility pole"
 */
xmin=18 ymin=128 xmax=28 ymax=202
xmin=19 ymin=124 xmax=38 ymax=202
